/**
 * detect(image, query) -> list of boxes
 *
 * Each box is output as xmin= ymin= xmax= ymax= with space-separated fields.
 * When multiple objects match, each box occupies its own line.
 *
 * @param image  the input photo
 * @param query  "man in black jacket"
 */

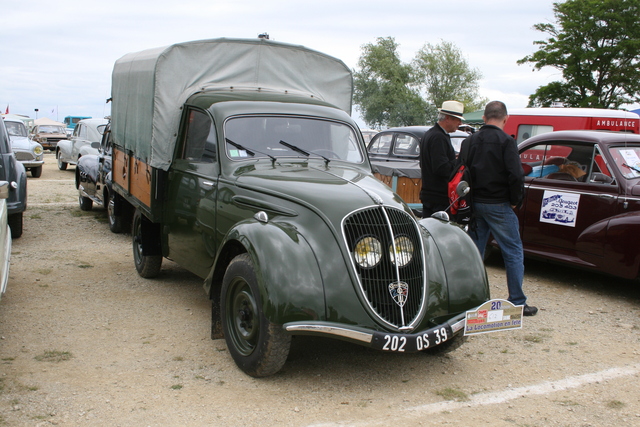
xmin=462 ymin=101 xmax=538 ymax=316
xmin=419 ymin=100 xmax=464 ymax=217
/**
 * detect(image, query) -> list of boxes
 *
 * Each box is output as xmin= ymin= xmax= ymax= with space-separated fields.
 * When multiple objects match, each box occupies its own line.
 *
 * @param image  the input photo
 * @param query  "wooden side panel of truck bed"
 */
xmin=113 ymin=146 xmax=152 ymax=209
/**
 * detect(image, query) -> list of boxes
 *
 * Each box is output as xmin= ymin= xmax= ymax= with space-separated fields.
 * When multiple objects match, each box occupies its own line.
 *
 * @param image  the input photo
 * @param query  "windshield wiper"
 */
xmin=225 ymin=138 xmax=277 ymax=164
xmin=623 ymin=163 xmax=640 ymax=174
xmin=279 ymin=140 xmax=331 ymax=165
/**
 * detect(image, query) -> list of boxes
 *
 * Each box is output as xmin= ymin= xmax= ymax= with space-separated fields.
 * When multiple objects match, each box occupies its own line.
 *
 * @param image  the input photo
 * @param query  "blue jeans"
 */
xmin=470 ymin=202 xmax=527 ymax=305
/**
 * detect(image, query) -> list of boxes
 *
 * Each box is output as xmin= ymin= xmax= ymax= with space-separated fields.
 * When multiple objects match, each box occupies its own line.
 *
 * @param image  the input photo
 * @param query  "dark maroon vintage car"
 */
xmin=516 ymin=130 xmax=640 ymax=279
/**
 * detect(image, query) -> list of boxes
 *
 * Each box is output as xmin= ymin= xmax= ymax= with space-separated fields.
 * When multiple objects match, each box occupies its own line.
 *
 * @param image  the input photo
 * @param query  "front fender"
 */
xmin=602 ymin=211 xmax=640 ymax=279
xmin=6 ymin=159 xmax=27 ymax=214
xmin=56 ymin=140 xmax=72 ymax=162
xmin=418 ymin=218 xmax=490 ymax=313
xmin=209 ymin=219 xmax=326 ymax=325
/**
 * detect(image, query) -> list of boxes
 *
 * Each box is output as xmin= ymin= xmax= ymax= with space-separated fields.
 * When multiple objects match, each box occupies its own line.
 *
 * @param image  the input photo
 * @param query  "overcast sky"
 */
xmin=4 ymin=0 xmax=630 ymax=127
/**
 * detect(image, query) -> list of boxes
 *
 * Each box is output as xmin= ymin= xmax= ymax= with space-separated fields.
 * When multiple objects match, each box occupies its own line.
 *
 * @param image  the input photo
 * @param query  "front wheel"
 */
xmin=132 ymin=209 xmax=162 ymax=278
xmin=421 ymin=335 xmax=467 ymax=355
xmin=31 ymin=166 xmax=42 ymax=178
xmin=221 ymin=254 xmax=291 ymax=377
xmin=8 ymin=213 xmax=23 ymax=239
xmin=57 ymin=153 xmax=68 ymax=171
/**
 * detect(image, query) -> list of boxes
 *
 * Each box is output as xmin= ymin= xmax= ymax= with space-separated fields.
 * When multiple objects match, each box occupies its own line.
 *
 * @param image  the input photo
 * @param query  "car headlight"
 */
xmin=34 ymin=145 xmax=43 ymax=155
xmin=354 ymin=236 xmax=382 ymax=268
xmin=390 ymin=236 xmax=414 ymax=267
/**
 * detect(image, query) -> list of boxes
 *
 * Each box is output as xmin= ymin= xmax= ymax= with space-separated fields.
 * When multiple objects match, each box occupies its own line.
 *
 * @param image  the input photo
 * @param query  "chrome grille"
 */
xmin=14 ymin=152 xmax=35 ymax=161
xmin=343 ymin=206 xmax=425 ymax=329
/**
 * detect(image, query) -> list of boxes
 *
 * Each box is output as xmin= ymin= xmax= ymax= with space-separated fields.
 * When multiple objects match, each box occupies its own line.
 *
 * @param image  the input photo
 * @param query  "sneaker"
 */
xmin=523 ymin=305 xmax=538 ymax=316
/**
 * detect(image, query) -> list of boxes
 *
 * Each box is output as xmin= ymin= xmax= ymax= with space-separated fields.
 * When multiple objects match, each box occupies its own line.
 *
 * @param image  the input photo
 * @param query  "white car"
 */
xmin=2 ymin=115 xmax=45 ymax=178
xmin=56 ymin=118 xmax=108 ymax=170
xmin=0 ymin=181 xmax=11 ymax=300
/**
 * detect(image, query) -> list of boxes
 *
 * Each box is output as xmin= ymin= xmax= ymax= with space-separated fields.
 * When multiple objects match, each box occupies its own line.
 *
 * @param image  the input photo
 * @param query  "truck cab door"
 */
xmin=165 ymin=108 xmax=220 ymax=278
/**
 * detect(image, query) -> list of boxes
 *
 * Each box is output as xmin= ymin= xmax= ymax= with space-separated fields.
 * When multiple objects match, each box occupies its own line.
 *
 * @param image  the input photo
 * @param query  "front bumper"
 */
xmin=18 ymin=159 xmax=44 ymax=169
xmin=284 ymin=311 xmax=467 ymax=353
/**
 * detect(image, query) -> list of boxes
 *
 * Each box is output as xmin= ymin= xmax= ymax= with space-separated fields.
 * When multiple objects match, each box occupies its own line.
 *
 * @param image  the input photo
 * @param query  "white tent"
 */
xmin=34 ymin=117 xmax=65 ymax=127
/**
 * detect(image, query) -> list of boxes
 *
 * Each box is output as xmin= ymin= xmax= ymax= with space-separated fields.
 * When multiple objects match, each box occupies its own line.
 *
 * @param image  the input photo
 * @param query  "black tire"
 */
xmin=422 ymin=335 xmax=467 ymax=355
xmin=8 ymin=213 xmax=23 ymax=239
xmin=57 ymin=153 xmax=68 ymax=171
xmin=31 ymin=166 xmax=42 ymax=178
xmin=107 ymin=192 xmax=124 ymax=233
xmin=221 ymin=254 xmax=291 ymax=377
xmin=132 ymin=209 xmax=162 ymax=278
xmin=79 ymin=195 xmax=93 ymax=211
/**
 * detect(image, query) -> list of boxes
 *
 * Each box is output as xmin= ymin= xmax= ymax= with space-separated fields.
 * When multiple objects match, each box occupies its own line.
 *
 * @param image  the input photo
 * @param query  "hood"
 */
xmin=232 ymin=160 xmax=407 ymax=220
xmin=9 ymin=135 xmax=35 ymax=150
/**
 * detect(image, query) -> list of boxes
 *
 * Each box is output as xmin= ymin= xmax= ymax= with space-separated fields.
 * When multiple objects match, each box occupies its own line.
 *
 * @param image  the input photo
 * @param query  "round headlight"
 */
xmin=354 ymin=236 xmax=382 ymax=268
xmin=34 ymin=145 xmax=43 ymax=155
xmin=390 ymin=236 xmax=414 ymax=267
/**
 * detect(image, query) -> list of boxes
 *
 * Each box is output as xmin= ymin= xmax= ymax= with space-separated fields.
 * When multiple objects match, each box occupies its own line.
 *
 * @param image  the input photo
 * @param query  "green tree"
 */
xmin=353 ymin=37 xmax=427 ymax=128
xmin=412 ymin=40 xmax=487 ymax=121
xmin=518 ymin=0 xmax=640 ymax=108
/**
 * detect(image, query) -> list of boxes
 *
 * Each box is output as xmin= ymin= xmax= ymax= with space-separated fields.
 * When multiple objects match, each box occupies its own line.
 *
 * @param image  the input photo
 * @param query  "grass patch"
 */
xmin=173 ymin=356 xmax=184 ymax=362
xmin=435 ymin=387 xmax=469 ymax=402
xmin=77 ymin=264 xmax=93 ymax=269
xmin=555 ymin=399 xmax=580 ymax=406
xmin=524 ymin=334 xmax=544 ymax=343
xmin=34 ymin=350 xmax=73 ymax=362
xmin=607 ymin=400 xmax=625 ymax=409
xmin=36 ymin=268 xmax=53 ymax=275
xmin=171 ymin=384 xmax=183 ymax=390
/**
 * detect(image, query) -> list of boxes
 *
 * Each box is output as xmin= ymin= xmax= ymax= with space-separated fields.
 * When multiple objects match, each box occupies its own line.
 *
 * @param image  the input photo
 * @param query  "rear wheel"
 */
xmin=79 ymin=195 xmax=93 ymax=211
xmin=57 ymin=152 xmax=68 ymax=170
xmin=221 ymin=254 xmax=291 ymax=377
xmin=107 ymin=192 xmax=124 ymax=233
xmin=132 ymin=209 xmax=162 ymax=278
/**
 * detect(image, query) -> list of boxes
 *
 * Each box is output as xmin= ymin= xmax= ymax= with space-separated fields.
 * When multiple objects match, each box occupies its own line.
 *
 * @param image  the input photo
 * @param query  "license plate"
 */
xmin=371 ymin=324 xmax=454 ymax=352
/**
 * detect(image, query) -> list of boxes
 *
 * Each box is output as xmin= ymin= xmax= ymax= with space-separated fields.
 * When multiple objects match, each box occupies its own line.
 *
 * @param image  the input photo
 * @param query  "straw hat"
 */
xmin=438 ymin=100 xmax=465 ymax=120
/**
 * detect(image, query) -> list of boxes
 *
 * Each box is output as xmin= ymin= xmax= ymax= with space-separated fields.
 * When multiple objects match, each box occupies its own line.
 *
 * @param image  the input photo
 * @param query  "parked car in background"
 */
xmin=29 ymin=122 xmax=67 ymax=150
xmin=515 ymin=130 xmax=640 ymax=279
xmin=360 ymin=128 xmax=379 ymax=145
xmin=0 ymin=181 xmax=11 ymax=300
xmin=56 ymin=118 xmax=108 ymax=170
xmin=76 ymin=123 xmax=130 ymax=232
xmin=63 ymin=115 xmax=92 ymax=137
xmin=367 ymin=126 xmax=470 ymax=161
xmin=0 ymin=115 xmax=27 ymax=238
xmin=3 ymin=115 xmax=44 ymax=178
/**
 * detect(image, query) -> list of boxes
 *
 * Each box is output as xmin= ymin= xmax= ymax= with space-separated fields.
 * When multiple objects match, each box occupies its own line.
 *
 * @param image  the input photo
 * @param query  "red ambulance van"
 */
xmin=504 ymin=108 xmax=640 ymax=143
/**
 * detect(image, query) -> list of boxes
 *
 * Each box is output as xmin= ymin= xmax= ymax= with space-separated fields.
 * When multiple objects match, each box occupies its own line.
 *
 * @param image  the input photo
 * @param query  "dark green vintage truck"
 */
xmin=109 ymin=38 xmax=491 ymax=377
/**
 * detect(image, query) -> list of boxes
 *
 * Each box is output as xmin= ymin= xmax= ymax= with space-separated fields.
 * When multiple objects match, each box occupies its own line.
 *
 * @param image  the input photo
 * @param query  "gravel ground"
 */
xmin=0 ymin=152 xmax=639 ymax=426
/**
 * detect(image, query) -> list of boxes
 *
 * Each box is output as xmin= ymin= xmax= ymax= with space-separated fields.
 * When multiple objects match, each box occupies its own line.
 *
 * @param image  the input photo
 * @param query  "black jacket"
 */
xmin=462 ymin=124 xmax=524 ymax=206
xmin=419 ymin=124 xmax=456 ymax=206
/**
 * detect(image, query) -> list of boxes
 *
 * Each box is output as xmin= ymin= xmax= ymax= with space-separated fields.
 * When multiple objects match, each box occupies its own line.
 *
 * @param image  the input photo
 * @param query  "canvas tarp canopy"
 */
xmin=111 ymin=37 xmax=354 ymax=171
xmin=463 ymin=110 xmax=484 ymax=126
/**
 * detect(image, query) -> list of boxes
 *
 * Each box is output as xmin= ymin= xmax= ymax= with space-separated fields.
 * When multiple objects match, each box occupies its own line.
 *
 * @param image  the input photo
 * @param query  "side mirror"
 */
xmin=456 ymin=180 xmax=470 ymax=197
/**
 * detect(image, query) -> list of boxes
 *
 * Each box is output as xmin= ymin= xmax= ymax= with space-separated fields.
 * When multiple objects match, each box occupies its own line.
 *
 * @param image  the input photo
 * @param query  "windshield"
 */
xmin=5 ymin=121 xmax=28 ymax=137
xmin=38 ymin=125 xmax=65 ymax=134
xmin=224 ymin=116 xmax=364 ymax=163
xmin=609 ymin=145 xmax=640 ymax=179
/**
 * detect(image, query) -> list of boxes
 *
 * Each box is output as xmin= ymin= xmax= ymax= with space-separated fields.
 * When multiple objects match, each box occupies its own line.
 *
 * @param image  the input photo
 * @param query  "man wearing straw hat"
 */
xmin=419 ymin=100 xmax=465 ymax=217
